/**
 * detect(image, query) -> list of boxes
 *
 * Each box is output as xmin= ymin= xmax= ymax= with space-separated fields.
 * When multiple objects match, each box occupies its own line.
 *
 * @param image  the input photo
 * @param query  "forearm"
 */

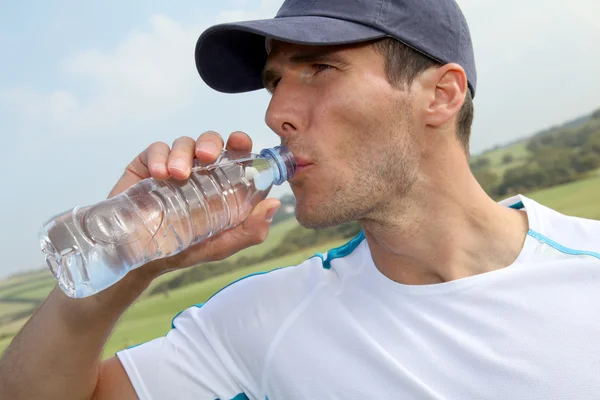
xmin=0 ymin=270 xmax=154 ymax=400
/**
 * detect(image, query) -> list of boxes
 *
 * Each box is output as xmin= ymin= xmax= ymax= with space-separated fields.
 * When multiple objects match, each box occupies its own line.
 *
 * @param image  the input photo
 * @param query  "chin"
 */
xmin=295 ymin=204 xmax=349 ymax=230
xmin=295 ymin=202 xmax=327 ymax=229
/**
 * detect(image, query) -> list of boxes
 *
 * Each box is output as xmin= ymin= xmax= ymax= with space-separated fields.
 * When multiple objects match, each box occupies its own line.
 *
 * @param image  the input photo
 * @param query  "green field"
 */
xmin=1 ymin=174 xmax=600 ymax=358
xmin=526 ymin=172 xmax=600 ymax=220
xmin=472 ymin=140 xmax=530 ymax=176
xmin=0 ymin=302 xmax=32 ymax=316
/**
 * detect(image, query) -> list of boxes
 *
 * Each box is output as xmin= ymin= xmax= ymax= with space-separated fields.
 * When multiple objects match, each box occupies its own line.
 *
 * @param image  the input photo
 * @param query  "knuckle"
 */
xmin=126 ymin=156 xmax=144 ymax=174
xmin=258 ymin=230 xmax=269 ymax=243
xmin=202 ymin=237 xmax=225 ymax=262
xmin=252 ymin=229 xmax=268 ymax=245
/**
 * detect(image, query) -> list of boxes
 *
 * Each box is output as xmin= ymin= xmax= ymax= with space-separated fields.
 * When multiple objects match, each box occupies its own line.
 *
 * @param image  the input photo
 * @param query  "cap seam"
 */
xmin=374 ymin=0 xmax=387 ymax=26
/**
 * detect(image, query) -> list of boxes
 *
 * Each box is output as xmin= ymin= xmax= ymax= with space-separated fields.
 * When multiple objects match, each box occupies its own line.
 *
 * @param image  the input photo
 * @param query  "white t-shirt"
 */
xmin=117 ymin=195 xmax=600 ymax=400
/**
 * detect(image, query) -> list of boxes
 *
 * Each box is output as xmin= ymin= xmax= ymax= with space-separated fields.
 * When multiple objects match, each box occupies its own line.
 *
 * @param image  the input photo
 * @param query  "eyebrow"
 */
xmin=262 ymin=51 xmax=351 ymax=89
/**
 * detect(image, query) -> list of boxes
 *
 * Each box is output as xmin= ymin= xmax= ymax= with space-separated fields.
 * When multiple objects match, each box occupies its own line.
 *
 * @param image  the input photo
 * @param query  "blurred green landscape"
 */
xmin=1 ymin=107 xmax=599 ymax=358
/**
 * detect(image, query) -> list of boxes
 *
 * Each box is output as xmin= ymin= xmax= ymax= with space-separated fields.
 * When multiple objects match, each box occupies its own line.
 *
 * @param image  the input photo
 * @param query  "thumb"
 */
xmin=239 ymin=199 xmax=281 ymax=244
xmin=264 ymin=200 xmax=282 ymax=224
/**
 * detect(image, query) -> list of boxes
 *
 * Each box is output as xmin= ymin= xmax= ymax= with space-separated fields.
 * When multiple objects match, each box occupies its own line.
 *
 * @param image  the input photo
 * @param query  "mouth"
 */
xmin=295 ymin=163 xmax=313 ymax=174
xmin=291 ymin=155 xmax=313 ymax=177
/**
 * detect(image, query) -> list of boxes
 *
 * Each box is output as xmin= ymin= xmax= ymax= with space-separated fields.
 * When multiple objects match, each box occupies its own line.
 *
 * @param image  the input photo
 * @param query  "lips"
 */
xmin=290 ymin=155 xmax=313 ymax=177
xmin=294 ymin=156 xmax=312 ymax=168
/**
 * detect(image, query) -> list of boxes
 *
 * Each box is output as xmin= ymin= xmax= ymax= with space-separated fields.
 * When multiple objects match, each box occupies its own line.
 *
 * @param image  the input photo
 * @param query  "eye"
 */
xmin=313 ymin=64 xmax=334 ymax=73
xmin=267 ymin=78 xmax=281 ymax=93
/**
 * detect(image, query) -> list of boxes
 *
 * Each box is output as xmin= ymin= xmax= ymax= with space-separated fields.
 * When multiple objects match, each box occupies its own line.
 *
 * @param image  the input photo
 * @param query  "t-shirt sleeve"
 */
xmin=116 ymin=305 xmax=245 ymax=400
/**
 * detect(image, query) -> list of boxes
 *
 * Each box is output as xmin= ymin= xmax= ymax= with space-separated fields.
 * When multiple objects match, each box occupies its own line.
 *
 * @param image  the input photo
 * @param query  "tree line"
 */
xmin=471 ymin=108 xmax=600 ymax=198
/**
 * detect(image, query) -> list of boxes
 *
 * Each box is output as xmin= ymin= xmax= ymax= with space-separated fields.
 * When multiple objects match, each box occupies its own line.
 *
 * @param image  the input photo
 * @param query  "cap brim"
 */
xmin=195 ymin=16 xmax=387 ymax=93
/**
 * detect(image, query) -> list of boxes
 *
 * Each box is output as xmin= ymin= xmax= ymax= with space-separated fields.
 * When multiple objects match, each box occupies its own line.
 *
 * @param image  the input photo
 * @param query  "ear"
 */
xmin=421 ymin=63 xmax=468 ymax=128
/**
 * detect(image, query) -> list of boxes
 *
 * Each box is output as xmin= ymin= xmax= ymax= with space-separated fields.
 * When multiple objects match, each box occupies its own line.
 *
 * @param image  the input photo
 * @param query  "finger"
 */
xmin=146 ymin=141 xmax=171 ymax=180
xmin=225 ymin=131 xmax=253 ymax=152
xmin=204 ymin=198 xmax=281 ymax=261
xmin=148 ymin=199 xmax=281 ymax=273
xmin=108 ymin=141 xmax=169 ymax=198
xmin=195 ymin=131 xmax=224 ymax=163
xmin=168 ymin=136 xmax=196 ymax=180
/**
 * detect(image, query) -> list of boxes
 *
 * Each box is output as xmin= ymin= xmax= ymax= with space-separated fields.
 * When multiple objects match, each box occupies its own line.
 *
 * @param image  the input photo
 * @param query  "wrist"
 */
xmin=50 ymin=268 xmax=154 ymax=326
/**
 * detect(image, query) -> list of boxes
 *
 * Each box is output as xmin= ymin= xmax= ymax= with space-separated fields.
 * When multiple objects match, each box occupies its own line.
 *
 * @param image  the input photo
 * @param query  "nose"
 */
xmin=265 ymin=78 xmax=306 ymax=141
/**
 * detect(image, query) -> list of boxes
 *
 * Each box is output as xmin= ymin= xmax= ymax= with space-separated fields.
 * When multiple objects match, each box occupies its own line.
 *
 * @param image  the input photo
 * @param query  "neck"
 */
xmin=360 ymin=153 xmax=530 ymax=286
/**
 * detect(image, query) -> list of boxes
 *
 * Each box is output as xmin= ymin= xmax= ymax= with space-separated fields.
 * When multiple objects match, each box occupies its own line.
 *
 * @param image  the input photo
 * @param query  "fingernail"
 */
xmin=265 ymin=206 xmax=280 ymax=223
xmin=171 ymin=159 xmax=188 ymax=173
xmin=197 ymin=142 xmax=219 ymax=156
xmin=154 ymin=164 xmax=168 ymax=175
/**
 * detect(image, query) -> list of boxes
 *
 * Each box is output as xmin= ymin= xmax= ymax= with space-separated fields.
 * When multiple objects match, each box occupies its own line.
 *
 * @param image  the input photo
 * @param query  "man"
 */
xmin=1 ymin=0 xmax=600 ymax=399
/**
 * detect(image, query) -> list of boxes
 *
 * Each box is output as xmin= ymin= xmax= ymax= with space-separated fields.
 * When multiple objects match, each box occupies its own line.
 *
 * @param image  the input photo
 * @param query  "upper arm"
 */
xmin=111 ymin=307 xmax=251 ymax=400
xmin=92 ymin=356 xmax=138 ymax=400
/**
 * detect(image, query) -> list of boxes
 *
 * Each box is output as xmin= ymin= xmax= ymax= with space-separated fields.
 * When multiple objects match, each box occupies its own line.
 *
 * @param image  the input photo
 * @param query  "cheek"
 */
xmin=304 ymin=75 xmax=405 ymax=177
xmin=310 ymin=87 xmax=371 ymax=140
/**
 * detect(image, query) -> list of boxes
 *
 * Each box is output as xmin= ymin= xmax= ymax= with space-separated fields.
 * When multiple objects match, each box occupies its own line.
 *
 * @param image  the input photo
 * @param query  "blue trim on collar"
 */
xmin=528 ymin=229 xmax=600 ymax=261
xmin=509 ymin=201 xmax=524 ymax=210
xmin=322 ymin=231 xmax=366 ymax=269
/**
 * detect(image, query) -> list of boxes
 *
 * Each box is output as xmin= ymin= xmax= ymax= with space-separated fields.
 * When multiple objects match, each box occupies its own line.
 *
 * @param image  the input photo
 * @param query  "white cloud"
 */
xmin=1 ymin=14 xmax=207 ymax=145
xmin=216 ymin=0 xmax=282 ymax=23
xmin=70 ymin=15 xmax=203 ymax=132
xmin=0 ymin=87 xmax=77 ymax=125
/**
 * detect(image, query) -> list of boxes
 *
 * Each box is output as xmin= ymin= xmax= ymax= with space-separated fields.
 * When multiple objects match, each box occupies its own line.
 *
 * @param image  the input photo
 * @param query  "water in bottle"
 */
xmin=39 ymin=146 xmax=296 ymax=298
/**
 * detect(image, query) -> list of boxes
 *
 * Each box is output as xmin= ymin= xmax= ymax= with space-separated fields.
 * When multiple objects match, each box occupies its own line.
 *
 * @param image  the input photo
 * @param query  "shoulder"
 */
xmin=197 ymin=253 xmax=328 ymax=323
xmin=519 ymin=195 xmax=600 ymax=255
xmin=167 ymin=234 xmax=367 ymax=382
xmin=172 ymin=232 xmax=368 ymax=338
xmin=186 ymin=231 xmax=368 ymax=323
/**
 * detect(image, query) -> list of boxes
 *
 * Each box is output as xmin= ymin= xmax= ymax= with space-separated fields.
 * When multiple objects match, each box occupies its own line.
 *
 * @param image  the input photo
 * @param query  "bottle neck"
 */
xmin=259 ymin=146 xmax=296 ymax=185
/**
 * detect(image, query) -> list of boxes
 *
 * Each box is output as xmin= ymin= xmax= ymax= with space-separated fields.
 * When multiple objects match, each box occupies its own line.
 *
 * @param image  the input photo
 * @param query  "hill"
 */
xmin=470 ymin=106 xmax=600 ymax=198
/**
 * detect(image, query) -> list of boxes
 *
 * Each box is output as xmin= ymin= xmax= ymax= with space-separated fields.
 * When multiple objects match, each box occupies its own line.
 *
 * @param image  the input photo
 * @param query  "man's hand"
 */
xmin=117 ymin=131 xmax=282 ymax=280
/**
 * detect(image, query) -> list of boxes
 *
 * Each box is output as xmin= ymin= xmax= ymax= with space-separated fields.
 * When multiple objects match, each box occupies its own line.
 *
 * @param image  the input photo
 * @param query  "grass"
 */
xmin=7 ymin=285 xmax=55 ymax=302
xmin=480 ymin=141 xmax=529 ymax=165
xmin=0 ymin=277 xmax=56 ymax=300
xmin=471 ymin=141 xmax=530 ymax=177
xmin=0 ymin=270 xmax=49 ymax=291
xmin=526 ymin=173 xmax=600 ymax=220
xmin=0 ymin=337 xmax=13 ymax=352
xmin=0 ymin=317 xmax=29 ymax=340
xmin=0 ymin=302 xmax=33 ymax=318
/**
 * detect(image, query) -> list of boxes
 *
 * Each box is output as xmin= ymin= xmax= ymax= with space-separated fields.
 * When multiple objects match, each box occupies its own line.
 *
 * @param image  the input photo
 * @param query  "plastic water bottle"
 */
xmin=39 ymin=146 xmax=296 ymax=298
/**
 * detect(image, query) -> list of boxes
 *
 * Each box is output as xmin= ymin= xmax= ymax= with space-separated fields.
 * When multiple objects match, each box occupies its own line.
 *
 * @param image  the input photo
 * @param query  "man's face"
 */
xmin=263 ymin=41 xmax=420 ymax=228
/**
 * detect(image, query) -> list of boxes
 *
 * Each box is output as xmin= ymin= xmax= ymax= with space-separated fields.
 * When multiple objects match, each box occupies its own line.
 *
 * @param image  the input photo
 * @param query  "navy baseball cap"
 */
xmin=195 ymin=0 xmax=477 ymax=98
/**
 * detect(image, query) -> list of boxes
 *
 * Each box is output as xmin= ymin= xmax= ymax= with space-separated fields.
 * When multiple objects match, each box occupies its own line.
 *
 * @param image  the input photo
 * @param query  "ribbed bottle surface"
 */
xmin=39 ymin=146 xmax=295 ymax=298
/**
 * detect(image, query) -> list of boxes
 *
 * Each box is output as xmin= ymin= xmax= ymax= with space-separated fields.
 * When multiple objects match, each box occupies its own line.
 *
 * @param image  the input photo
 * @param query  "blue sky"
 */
xmin=1 ymin=0 xmax=599 ymax=278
